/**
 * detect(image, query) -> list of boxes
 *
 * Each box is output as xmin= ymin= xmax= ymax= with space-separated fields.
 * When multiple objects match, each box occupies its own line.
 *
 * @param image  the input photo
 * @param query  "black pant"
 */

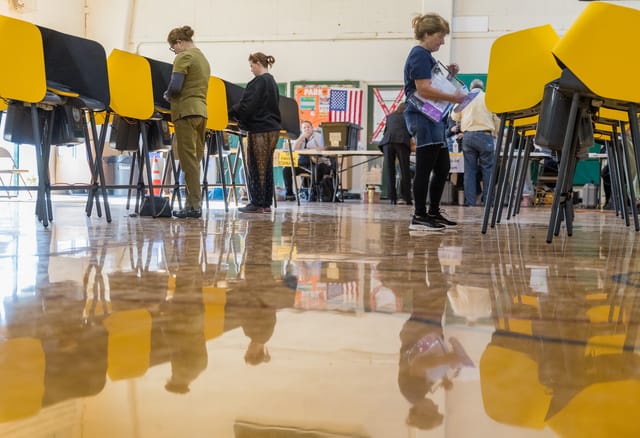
xmin=602 ymin=164 xmax=611 ymax=204
xmin=383 ymin=143 xmax=411 ymax=202
xmin=283 ymin=166 xmax=310 ymax=195
xmin=413 ymin=145 xmax=450 ymax=216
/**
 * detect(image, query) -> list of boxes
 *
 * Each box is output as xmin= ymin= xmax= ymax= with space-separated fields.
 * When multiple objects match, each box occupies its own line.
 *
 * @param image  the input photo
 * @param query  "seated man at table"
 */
xmin=283 ymin=120 xmax=332 ymax=201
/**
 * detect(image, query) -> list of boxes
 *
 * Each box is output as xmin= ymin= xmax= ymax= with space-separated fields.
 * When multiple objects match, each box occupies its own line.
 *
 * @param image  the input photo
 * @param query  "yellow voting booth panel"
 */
xmin=553 ymin=2 xmax=640 ymax=103
xmin=107 ymin=49 xmax=155 ymax=121
xmin=0 ymin=16 xmax=47 ymax=103
xmin=206 ymin=76 xmax=228 ymax=131
xmin=485 ymin=24 xmax=561 ymax=114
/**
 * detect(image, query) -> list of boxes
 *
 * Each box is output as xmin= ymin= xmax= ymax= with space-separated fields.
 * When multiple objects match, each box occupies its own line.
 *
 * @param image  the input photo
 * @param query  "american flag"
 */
xmin=329 ymin=88 xmax=363 ymax=125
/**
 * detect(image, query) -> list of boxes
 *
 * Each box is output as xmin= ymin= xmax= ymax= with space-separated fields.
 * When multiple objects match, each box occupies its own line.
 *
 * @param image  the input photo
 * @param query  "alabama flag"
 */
xmin=329 ymin=88 xmax=363 ymax=125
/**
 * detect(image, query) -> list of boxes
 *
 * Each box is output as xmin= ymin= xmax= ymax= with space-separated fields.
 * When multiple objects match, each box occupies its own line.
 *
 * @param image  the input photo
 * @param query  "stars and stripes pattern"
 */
xmin=329 ymin=88 xmax=363 ymax=126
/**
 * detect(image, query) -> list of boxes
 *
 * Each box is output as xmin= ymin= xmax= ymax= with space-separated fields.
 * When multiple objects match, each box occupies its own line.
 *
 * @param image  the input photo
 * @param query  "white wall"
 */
xmin=12 ymin=0 xmax=640 ymax=86
xmin=0 ymin=0 xmax=85 ymax=35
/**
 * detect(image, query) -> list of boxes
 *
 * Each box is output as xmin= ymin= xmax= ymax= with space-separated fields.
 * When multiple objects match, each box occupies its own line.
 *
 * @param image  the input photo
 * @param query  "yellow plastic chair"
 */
xmin=482 ymin=24 xmax=562 ymax=234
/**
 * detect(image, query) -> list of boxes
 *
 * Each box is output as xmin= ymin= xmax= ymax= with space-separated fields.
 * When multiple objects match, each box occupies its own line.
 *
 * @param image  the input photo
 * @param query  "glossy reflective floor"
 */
xmin=1 ymin=196 xmax=639 ymax=437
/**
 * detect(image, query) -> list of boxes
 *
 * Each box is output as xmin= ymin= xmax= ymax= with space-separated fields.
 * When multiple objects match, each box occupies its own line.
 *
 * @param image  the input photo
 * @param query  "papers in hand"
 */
xmin=453 ymin=88 xmax=481 ymax=113
xmin=407 ymin=62 xmax=468 ymax=122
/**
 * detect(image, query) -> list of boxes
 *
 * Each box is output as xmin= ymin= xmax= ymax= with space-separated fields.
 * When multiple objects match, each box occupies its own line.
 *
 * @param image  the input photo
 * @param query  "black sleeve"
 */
xmin=230 ymin=77 xmax=265 ymax=120
xmin=164 ymin=72 xmax=185 ymax=100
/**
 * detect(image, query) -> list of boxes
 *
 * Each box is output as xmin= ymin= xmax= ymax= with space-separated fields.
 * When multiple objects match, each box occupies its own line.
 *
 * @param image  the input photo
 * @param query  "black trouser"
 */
xmin=283 ymin=166 xmax=310 ymax=195
xmin=413 ymin=145 xmax=450 ymax=216
xmin=246 ymin=131 xmax=279 ymax=208
xmin=383 ymin=143 xmax=412 ymax=202
xmin=602 ymin=164 xmax=611 ymax=204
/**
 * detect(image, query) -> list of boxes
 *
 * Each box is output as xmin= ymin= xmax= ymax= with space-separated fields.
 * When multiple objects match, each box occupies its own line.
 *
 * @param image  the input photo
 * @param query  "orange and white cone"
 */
xmin=151 ymin=156 xmax=162 ymax=195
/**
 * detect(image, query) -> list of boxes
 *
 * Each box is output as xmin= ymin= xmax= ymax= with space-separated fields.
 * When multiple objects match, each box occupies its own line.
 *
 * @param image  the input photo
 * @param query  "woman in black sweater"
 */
xmin=230 ymin=52 xmax=282 ymax=213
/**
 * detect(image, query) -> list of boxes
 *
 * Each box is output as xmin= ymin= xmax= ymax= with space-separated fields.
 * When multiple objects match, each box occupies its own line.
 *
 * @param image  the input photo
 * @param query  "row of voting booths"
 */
xmin=0 ymin=15 xmax=300 ymax=226
xmin=481 ymin=2 xmax=640 ymax=243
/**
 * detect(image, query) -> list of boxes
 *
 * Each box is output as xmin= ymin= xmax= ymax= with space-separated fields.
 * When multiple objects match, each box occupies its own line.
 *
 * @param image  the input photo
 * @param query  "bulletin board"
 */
xmin=290 ymin=81 xmax=359 ymax=128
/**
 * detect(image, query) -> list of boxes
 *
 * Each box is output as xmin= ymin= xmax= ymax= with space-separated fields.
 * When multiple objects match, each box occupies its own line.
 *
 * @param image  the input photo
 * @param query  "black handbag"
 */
xmin=109 ymin=116 xmax=140 ymax=151
xmin=51 ymin=104 xmax=85 ymax=146
xmin=146 ymin=120 xmax=172 ymax=151
xmin=139 ymin=195 xmax=171 ymax=217
xmin=3 ymin=101 xmax=46 ymax=145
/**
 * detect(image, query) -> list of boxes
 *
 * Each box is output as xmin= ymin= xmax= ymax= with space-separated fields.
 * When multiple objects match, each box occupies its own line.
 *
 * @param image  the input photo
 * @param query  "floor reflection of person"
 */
xmin=161 ymin=233 xmax=208 ymax=394
xmin=377 ymin=233 xmax=473 ymax=430
xmin=224 ymin=221 xmax=296 ymax=365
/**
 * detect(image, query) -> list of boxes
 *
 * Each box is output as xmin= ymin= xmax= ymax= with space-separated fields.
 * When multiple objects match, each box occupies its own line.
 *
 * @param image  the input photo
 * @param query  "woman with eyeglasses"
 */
xmin=229 ymin=52 xmax=281 ymax=213
xmin=164 ymin=25 xmax=210 ymax=219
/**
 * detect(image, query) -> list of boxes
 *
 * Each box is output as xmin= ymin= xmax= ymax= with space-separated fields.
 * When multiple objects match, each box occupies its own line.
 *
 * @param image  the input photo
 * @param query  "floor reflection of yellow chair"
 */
xmin=480 ymin=343 xmax=551 ymax=430
xmin=203 ymin=285 xmax=227 ymax=340
xmin=547 ymin=380 xmax=640 ymax=438
xmin=103 ymin=309 xmax=152 ymax=380
xmin=482 ymin=24 xmax=561 ymax=233
xmin=0 ymin=338 xmax=45 ymax=423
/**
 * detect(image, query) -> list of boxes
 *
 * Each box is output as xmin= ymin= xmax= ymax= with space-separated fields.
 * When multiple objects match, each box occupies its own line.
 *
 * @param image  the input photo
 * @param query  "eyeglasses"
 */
xmin=169 ymin=40 xmax=180 ymax=53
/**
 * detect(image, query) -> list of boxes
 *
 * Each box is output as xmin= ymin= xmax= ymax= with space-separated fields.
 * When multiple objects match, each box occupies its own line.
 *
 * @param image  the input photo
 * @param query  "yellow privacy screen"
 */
xmin=0 ymin=16 xmax=46 ymax=103
xmin=107 ymin=49 xmax=154 ymax=120
xmin=485 ymin=24 xmax=560 ymax=114
xmin=553 ymin=2 xmax=640 ymax=103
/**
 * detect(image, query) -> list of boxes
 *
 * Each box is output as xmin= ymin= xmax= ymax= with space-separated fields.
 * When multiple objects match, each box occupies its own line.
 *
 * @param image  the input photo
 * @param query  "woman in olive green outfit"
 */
xmin=164 ymin=25 xmax=210 ymax=218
